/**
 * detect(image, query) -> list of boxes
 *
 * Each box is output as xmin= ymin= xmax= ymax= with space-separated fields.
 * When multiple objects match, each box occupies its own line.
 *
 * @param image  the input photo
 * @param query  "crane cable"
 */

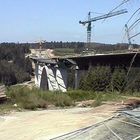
xmin=103 ymin=0 xmax=130 ymax=22
xmin=129 ymin=19 xmax=140 ymax=31
xmin=103 ymin=123 xmax=123 ymax=140
xmin=122 ymin=8 xmax=140 ymax=43
xmin=126 ymin=52 xmax=138 ymax=77
xmin=110 ymin=0 xmax=130 ymax=13
xmin=126 ymin=8 xmax=140 ymax=25
xmin=121 ymin=52 xmax=138 ymax=92
xmin=129 ymin=18 xmax=140 ymax=29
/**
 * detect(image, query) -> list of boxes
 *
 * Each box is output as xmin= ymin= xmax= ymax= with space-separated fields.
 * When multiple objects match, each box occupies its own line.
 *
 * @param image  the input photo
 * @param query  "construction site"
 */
xmin=0 ymin=0 xmax=140 ymax=140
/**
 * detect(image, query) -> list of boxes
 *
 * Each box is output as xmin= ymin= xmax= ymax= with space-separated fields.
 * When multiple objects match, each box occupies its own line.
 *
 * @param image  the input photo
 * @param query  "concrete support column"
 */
xmin=35 ymin=62 xmax=39 ymax=87
xmin=38 ymin=65 xmax=44 ymax=88
xmin=56 ymin=67 xmax=67 ymax=92
xmin=75 ymin=66 xmax=79 ymax=89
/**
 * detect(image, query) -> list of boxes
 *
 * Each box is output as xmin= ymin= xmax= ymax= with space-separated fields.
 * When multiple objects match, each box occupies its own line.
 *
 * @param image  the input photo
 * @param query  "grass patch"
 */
xmin=68 ymin=90 xmax=126 ymax=107
xmin=92 ymin=98 xmax=102 ymax=107
xmin=67 ymin=90 xmax=124 ymax=102
xmin=6 ymin=86 xmax=73 ymax=110
xmin=39 ymin=91 xmax=73 ymax=107
xmin=0 ymin=86 xmax=138 ymax=113
xmin=67 ymin=90 xmax=96 ymax=101
xmin=54 ymin=48 xmax=75 ymax=56
xmin=123 ymin=92 xmax=140 ymax=97
xmin=0 ymin=102 xmax=15 ymax=115
xmin=101 ymin=92 xmax=125 ymax=102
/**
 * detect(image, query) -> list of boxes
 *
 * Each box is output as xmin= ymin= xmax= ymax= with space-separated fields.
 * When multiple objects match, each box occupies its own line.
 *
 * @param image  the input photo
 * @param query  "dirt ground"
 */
xmin=0 ymin=103 xmax=126 ymax=140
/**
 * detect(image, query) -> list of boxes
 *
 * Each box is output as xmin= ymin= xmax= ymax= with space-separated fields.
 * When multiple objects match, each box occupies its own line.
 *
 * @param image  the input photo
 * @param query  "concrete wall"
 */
xmin=34 ymin=63 xmax=67 ymax=92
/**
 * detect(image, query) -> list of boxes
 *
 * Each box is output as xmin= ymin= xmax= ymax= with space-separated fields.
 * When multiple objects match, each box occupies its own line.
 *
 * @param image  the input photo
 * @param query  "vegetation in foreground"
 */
xmin=5 ymin=86 xmax=73 ymax=110
xmin=79 ymin=66 xmax=140 ymax=93
xmin=0 ymin=66 xmax=140 ymax=113
xmin=1 ymin=86 xmax=138 ymax=113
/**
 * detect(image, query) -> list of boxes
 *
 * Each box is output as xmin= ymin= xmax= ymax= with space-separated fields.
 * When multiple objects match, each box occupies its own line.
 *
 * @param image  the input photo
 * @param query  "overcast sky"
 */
xmin=0 ymin=0 xmax=139 ymax=44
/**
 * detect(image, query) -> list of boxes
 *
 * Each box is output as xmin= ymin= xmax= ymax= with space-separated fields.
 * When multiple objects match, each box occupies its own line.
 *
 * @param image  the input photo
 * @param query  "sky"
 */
xmin=0 ymin=0 xmax=139 ymax=44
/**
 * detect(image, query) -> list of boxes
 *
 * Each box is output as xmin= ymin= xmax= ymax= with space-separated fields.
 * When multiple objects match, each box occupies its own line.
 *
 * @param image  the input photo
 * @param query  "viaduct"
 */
xmin=31 ymin=52 xmax=140 ymax=92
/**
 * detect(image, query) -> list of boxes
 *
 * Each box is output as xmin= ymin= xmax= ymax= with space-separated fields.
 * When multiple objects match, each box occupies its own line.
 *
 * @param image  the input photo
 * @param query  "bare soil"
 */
xmin=0 ymin=102 xmax=127 ymax=140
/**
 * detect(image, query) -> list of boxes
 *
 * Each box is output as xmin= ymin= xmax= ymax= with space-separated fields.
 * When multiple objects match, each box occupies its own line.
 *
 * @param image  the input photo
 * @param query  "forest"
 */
xmin=0 ymin=43 xmax=33 ymax=86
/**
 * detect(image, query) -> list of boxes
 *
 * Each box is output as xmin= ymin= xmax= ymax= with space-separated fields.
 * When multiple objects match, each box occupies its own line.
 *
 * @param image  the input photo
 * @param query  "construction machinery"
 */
xmin=79 ymin=9 xmax=128 ymax=49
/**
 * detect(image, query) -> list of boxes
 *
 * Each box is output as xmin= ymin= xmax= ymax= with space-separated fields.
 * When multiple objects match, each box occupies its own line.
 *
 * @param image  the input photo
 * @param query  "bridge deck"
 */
xmin=31 ymin=52 xmax=140 ymax=70
xmin=59 ymin=52 xmax=140 ymax=70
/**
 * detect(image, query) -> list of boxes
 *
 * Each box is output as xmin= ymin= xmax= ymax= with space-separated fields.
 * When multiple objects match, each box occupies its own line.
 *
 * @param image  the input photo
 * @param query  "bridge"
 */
xmin=31 ymin=52 xmax=140 ymax=92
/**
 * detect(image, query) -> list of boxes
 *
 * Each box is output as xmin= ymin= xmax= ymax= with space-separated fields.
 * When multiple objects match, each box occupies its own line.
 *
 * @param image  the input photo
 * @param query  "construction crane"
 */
xmin=125 ymin=24 xmax=133 ymax=50
xmin=34 ymin=40 xmax=46 ymax=57
xmin=125 ymin=24 xmax=140 ymax=51
xmin=79 ymin=9 xmax=128 ymax=49
xmin=39 ymin=40 xmax=46 ymax=53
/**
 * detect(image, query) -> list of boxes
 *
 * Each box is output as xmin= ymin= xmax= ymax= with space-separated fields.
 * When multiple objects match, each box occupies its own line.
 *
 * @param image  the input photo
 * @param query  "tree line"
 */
xmin=30 ymin=41 xmax=140 ymax=54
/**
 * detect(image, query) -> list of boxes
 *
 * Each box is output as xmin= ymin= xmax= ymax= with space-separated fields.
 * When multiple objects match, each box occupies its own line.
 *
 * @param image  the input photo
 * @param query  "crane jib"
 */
xmin=79 ymin=9 xmax=128 ymax=25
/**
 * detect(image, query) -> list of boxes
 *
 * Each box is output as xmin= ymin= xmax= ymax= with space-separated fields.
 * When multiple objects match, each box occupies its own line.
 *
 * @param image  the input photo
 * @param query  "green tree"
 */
xmin=111 ymin=68 xmax=126 ymax=92
xmin=79 ymin=66 xmax=111 ymax=91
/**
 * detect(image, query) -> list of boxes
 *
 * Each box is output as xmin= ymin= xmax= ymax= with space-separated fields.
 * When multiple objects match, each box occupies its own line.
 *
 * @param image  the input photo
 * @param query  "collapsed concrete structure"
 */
xmin=31 ymin=52 xmax=140 ymax=92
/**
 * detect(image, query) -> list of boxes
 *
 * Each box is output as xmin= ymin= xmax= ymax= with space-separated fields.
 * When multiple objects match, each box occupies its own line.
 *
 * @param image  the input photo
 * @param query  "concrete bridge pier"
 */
xmin=33 ymin=58 xmax=67 ymax=92
xmin=74 ymin=66 xmax=79 ymax=89
xmin=34 ymin=62 xmax=39 ymax=87
xmin=35 ymin=63 xmax=44 ymax=88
